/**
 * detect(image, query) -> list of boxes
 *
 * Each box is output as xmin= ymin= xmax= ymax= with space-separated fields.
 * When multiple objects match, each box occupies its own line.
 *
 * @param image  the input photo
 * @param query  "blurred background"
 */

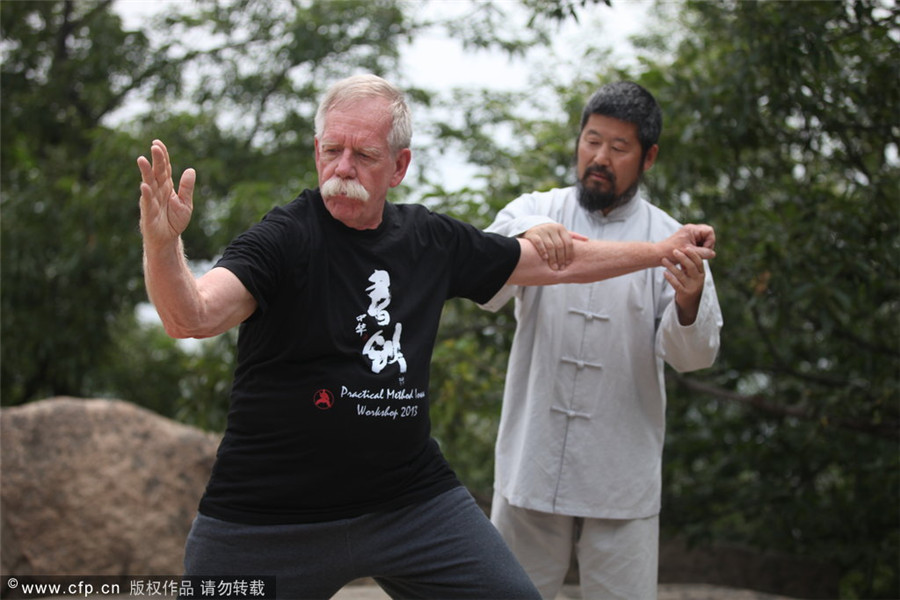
xmin=1 ymin=1 xmax=898 ymax=597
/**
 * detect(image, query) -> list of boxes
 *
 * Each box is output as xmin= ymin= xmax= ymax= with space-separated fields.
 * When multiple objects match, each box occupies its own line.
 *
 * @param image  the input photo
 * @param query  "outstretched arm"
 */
xmin=137 ymin=139 xmax=256 ymax=339
xmin=507 ymin=224 xmax=716 ymax=287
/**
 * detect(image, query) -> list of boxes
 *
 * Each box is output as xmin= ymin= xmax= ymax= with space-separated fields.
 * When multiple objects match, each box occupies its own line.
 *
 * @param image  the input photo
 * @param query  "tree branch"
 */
xmin=671 ymin=373 xmax=900 ymax=440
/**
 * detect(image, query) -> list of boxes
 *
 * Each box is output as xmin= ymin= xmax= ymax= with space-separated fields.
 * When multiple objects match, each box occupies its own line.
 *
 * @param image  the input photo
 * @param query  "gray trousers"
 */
xmin=184 ymin=486 xmax=540 ymax=599
xmin=491 ymin=492 xmax=659 ymax=600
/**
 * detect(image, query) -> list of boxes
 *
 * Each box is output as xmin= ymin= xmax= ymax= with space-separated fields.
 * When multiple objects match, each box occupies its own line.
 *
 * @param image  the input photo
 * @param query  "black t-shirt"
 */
xmin=197 ymin=189 xmax=521 ymax=524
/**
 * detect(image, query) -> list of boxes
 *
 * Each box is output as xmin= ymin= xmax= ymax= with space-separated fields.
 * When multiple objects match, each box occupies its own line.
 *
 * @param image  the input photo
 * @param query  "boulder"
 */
xmin=0 ymin=397 xmax=219 ymax=577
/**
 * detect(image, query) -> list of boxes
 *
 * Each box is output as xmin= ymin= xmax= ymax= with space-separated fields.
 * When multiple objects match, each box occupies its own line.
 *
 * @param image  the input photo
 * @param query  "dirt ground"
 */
xmin=332 ymin=579 xmax=798 ymax=599
xmin=41 ymin=579 xmax=799 ymax=600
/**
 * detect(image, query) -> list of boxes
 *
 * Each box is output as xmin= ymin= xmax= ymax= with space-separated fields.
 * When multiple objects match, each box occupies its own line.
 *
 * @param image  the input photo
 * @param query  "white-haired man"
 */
xmin=138 ymin=74 xmax=716 ymax=599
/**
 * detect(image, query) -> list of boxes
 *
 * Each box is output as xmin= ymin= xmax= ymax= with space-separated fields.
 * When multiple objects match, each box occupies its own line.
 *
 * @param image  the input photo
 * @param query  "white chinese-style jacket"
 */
xmin=483 ymin=187 xmax=723 ymax=519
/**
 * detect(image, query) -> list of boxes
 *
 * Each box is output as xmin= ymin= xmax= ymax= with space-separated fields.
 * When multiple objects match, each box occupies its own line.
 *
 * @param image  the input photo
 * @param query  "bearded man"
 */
xmin=483 ymin=81 xmax=724 ymax=600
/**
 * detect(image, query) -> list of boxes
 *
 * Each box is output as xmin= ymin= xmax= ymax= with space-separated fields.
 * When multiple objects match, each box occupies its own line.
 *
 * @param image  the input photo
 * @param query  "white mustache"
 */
xmin=321 ymin=177 xmax=370 ymax=202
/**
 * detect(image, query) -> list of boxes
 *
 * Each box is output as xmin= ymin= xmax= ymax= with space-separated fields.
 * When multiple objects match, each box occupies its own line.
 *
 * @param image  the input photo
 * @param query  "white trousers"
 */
xmin=491 ymin=492 xmax=659 ymax=600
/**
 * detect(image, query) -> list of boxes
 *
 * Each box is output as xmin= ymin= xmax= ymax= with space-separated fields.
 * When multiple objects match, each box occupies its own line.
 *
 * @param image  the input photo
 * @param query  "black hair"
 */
xmin=579 ymin=82 xmax=662 ymax=154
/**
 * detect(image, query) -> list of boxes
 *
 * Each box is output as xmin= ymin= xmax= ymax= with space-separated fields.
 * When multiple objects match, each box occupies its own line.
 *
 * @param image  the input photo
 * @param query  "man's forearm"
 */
xmin=143 ymin=237 xmax=205 ymax=339
xmin=508 ymin=238 xmax=663 ymax=286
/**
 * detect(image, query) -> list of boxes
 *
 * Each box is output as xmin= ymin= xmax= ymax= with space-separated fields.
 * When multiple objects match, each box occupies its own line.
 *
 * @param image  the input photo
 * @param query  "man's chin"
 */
xmin=577 ymin=187 xmax=617 ymax=212
xmin=583 ymin=179 xmax=614 ymax=195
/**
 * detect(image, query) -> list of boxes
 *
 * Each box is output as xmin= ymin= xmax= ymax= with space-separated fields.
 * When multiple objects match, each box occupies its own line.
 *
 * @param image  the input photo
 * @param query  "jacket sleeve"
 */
xmin=656 ymin=266 xmax=723 ymax=372
xmin=479 ymin=194 xmax=558 ymax=312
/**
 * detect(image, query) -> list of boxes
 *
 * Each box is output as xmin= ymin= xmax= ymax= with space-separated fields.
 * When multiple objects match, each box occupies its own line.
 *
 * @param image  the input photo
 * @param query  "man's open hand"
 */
xmin=137 ymin=139 xmax=195 ymax=247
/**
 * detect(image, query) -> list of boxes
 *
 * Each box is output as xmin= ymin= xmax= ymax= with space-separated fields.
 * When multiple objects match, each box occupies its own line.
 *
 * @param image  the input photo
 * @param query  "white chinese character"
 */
xmin=249 ymin=580 xmax=266 ymax=597
xmin=365 ymin=270 xmax=391 ymax=326
xmin=363 ymin=323 xmax=407 ymax=374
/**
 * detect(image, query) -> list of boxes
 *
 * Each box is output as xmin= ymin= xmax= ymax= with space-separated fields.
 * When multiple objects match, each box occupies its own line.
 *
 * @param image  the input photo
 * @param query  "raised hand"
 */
xmin=137 ymin=139 xmax=196 ymax=247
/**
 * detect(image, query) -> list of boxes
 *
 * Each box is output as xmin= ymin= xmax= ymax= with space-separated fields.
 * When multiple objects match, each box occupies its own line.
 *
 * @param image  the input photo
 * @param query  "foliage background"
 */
xmin=2 ymin=1 xmax=898 ymax=597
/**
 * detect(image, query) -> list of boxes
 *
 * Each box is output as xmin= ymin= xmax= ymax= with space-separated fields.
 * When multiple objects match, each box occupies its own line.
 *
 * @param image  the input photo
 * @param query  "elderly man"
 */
xmin=138 ymin=74 xmax=715 ymax=599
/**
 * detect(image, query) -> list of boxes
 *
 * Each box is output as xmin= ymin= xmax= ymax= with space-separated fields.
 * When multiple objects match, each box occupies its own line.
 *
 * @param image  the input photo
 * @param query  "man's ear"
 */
xmin=390 ymin=148 xmax=412 ymax=188
xmin=643 ymin=144 xmax=659 ymax=172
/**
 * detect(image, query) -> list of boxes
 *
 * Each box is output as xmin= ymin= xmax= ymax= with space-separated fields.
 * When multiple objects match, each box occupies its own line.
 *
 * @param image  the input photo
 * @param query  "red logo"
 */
xmin=314 ymin=389 xmax=335 ymax=410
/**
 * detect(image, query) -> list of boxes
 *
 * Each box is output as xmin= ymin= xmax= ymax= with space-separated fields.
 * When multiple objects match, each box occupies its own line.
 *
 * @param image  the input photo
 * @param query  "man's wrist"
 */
xmin=652 ymin=239 xmax=670 ymax=265
xmin=676 ymin=295 xmax=701 ymax=326
xmin=143 ymin=236 xmax=184 ymax=262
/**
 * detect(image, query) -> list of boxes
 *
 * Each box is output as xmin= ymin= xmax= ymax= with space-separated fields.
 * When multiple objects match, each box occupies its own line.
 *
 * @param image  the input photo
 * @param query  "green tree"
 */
xmin=0 ymin=0 xmax=418 ymax=409
xmin=1 ymin=1 xmax=168 ymax=403
xmin=5 ymin=1 xmax=896 ymax=595
xmin=633 ymin=2 xmax=899 ymax=598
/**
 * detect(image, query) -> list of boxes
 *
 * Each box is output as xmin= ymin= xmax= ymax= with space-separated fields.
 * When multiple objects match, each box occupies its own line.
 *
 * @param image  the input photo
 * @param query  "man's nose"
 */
xmin=591 ymin=144 xmax=612 ymax=167
xmin=334 ymin=149 xmax=356 ymax=178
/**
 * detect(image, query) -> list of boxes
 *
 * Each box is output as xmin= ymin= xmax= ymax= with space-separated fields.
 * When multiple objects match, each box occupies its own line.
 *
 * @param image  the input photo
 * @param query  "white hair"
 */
xmin=314 ymin=74 xmax=412 ymax=154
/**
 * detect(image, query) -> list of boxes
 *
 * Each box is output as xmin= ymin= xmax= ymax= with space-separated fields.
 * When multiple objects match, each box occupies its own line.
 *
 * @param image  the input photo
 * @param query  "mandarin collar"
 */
xmin=585 ymin=192 xmax=641 ymax=224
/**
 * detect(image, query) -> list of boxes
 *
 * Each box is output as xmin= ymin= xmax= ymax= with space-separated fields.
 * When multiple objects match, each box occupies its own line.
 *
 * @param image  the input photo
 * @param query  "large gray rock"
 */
xmin=0 ymin=397 xmax=219 ymax=577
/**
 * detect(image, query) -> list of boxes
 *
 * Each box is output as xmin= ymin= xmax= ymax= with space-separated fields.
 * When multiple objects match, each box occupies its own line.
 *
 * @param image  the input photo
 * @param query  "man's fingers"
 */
xmin=137 ymin=155 xmax=150 ymax=179
xmin=137 ymin=157 xmax=161 ymax=209
xmin=541 ymin=232 xmax=558 ymax=270
xmin=692 ymin=247 xmax=715 ymax=261
xmin=150 ymin=145 xmax=166 ymax=184
xmin=702 ymin=226 xmax=716 ymax=249
xmin=523 ymin=224 xmax=582 ymax=271
xmin=526 ymin=234 xmax=549 ymax=260
xmin=178 ymin=168 xmax=196 ymax=206
xmin=149 ymin=141 xmax=173 ymax=188
xmin=662 ymin=268 xmax=682 ymax=292
xmin=674 ymin=248 xmax=705 ymax=274
xmin=153 ymin=139 xmax=170 ymax=165
xmin=137 ymin=158 xmax=152 ymax=201
xmin=690 ymin=224 xmax=716 ymax=250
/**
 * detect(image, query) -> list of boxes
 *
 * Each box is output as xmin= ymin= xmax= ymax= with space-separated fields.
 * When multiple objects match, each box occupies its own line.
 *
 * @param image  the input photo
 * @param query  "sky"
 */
xmin=114 ymin=0 xmax=652 ymax=94
xmin=399 ymin=1 xmax=651 ymax=91
xmin=115 ymin=0 xmax=653 ymax=186
xmin=396 ymin=0 xmax=652 ymax=191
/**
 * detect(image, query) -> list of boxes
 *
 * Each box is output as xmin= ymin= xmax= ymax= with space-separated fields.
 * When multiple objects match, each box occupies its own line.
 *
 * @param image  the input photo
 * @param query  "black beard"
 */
xmin=577 ymin=183 xmax=618 ymax=213
xmin=577 ymin=166 xmax=640 ymax=213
